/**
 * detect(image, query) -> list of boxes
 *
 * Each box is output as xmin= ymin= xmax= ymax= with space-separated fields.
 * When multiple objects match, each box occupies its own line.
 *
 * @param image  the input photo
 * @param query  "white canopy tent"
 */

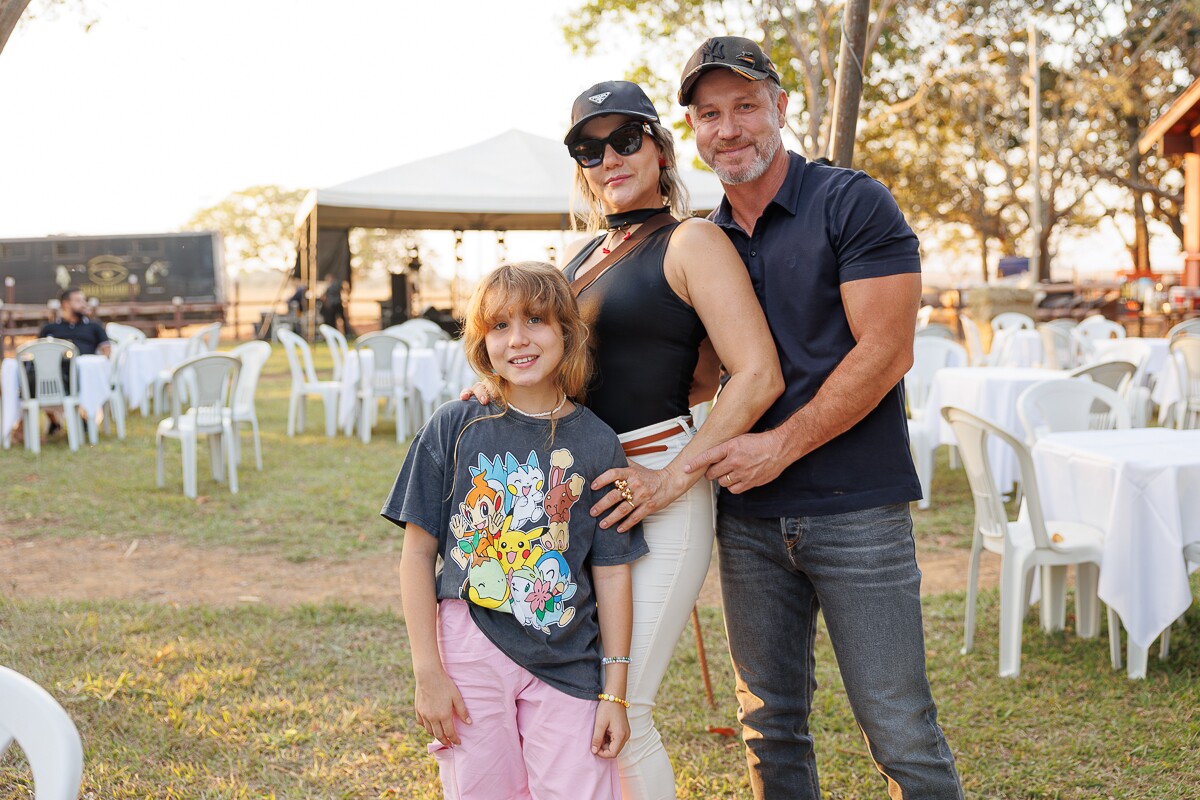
xmin=296 ymin=128 xmax=727 ymax=233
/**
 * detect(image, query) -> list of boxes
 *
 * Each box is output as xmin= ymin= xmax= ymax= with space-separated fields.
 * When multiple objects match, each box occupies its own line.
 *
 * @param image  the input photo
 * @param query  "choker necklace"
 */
xmin=507 ymin=395 xmax=567 ymax=419
xmin=604 ymin=206 xmax=669 ymax=229
xmin=601 ymin=207 xmax=668 ymax=254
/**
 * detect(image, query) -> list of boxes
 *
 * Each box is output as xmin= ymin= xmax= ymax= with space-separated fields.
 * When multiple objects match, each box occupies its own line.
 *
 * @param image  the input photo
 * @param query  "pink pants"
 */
xmin=431 ymin=600 xmax=622 ymax=800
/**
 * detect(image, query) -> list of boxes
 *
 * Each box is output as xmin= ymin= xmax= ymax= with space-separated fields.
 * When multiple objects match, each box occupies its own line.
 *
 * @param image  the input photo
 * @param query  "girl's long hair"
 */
xmin=570 ymin=119 xmax=691 ymax=232
xmin=462 ymin=261 xmax=592 ymax=407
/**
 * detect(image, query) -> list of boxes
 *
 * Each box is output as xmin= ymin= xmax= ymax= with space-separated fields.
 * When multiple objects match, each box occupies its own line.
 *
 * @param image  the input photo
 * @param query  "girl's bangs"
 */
xmin=479 ymin=277 xmax=557 ymax=325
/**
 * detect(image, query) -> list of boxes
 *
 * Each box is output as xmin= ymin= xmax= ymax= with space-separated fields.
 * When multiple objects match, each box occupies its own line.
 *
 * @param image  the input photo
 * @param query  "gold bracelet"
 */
xmin=597 ymin=692 xmax=630 ymax=708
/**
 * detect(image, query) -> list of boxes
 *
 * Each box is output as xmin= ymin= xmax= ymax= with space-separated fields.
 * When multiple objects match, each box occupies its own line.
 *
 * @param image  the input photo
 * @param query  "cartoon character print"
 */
xmin=541 ymin=448 xmax=585 ymax=552
xmin=509 ymin=559 xmax=577 ymax=633
xmin=467 ymin=558 xmax=509 ymax=609
xmin=505 ymin=451 xmax=545 ymax=529
xmin=449 ymin=472 xmax=506 ymax=569
xmin=494 ymin=515 xmax=545 ymax=575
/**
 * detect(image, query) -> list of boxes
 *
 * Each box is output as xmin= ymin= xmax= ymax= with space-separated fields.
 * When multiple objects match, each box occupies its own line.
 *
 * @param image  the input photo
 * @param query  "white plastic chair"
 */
xmin=277 ymin=329 xmax=340 ymax=438
xmin=1037 ymin=324 xmax=1076 ymax=370
xmin=354 ymin=331 xmax=417 ymax=443
xmin=915 ymin=305 xmax=934 ymax=330
xmin=1044 ymin=318 xmax=1077 ymax=332
xmin=942 ymin=406 xmax=1120 ymax=677
xmin=1169 ymin=336 xmax=1200 ymax=429
xmin=386 ymin=318 xmax=451 ymax=347
xmin=156 ymin=352 xmax=241 ymax=499
xmin=0 ymin=665 xmax=84 ymax=800
xmin=991 ymin=312 xmax=1035 ymax=333
xmin=438 ymin=340 xmax=472 ymax=405
xmin=1166 ymin=318 xmax=1200 ymax=342
xmin=15 ymin=338 xmax=84 ymax=454
xmin=960 ymin=315 xmax=991 ymax=366
xmin=913 ymin=324 xmax=956 ymax=341
xmin=98 ymin=336 xmax=132 ymax=442
xmin=1068 ymin=359 xmax=1148 ymax=428
xmin=1016 ymin=379 xmax=1131 ymax=445
xmin=226 ymin=341 xmax=271 ymax=470
xmin=1071 ymin=318 xmax=1125 ymax=363
xmin=104 ymin=321 xmax=145 ymax=346
xmin=318 ymin=323 xmax=350 ymax=382
xmin=906 ymin=338 xmax=968 ymax=511
xmin=152 ymin=323 xmax=222 ymax=414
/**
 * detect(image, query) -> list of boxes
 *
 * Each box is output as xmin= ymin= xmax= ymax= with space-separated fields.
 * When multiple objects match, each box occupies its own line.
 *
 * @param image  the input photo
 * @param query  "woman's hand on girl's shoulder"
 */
xmin=458 ymin=382 xmax=493 ymax=405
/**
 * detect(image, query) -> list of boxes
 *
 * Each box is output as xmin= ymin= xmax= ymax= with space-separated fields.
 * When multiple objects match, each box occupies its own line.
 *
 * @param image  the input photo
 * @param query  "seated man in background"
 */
xmin=40 ymin=288 xmax=110 ymax=356
xmin=26 ymin=287 xmax=110 ymax=438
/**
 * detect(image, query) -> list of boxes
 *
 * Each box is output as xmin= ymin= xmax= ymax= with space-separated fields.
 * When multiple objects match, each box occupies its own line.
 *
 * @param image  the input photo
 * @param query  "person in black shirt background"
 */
xmin=39 ymin=288 xmax=110 ymax=356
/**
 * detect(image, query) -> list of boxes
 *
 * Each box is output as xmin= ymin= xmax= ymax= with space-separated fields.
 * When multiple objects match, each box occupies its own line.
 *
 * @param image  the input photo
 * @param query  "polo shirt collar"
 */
xmin=710 ymin=150 xmax=809 ymax=229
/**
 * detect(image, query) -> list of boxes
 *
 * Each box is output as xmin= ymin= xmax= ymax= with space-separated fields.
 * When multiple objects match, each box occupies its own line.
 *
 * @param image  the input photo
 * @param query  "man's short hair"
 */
xmin=60 ymin=287 xmax=82 ymax=303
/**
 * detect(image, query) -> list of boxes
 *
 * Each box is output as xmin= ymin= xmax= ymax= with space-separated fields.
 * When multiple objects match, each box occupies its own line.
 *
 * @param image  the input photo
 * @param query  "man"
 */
xmin=40 ymin=288 xmax=110 ymax=356
xmin=680 ymin=37 xmax=963 ymax=799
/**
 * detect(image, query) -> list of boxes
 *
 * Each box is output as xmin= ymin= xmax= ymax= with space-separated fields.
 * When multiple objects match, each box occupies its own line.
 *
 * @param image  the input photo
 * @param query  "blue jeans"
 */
xmin=718 ymin=504 xmax=962 ymax=800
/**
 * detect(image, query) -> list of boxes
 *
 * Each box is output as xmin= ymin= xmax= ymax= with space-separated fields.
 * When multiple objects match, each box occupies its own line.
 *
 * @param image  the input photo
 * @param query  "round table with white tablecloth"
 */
xmin=120 ymin=338 xmax=191 ymax=415
xmin=923 ymin=366 xmax=1068 ymax=493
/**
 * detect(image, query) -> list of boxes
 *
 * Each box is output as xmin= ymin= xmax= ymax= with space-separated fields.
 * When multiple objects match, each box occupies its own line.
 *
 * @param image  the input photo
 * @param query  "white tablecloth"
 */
xmin=121 ymin=338 xmax=190 ymax=414
xmin=992 ymin=329 xmax=1044 ymax=368
xmin=924 ymin=367 xmax=1067 ymax=491
xmin=1 ymin=354 xmax=110 ymax=446
xmin=1032 ymin=429 xmax=1200 ymax=677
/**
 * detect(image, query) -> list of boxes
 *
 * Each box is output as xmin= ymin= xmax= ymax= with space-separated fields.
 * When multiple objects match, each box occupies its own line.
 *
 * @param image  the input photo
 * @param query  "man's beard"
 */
xmin=705 ymin=132 xmax=782 ymax=186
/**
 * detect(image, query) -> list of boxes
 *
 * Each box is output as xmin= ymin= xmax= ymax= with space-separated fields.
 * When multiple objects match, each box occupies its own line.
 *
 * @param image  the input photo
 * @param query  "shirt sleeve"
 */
xmin=95 ymin=323 xmax=109 ymax=346
xmin=380 ymin=422 xmax=451 ymax=542
xmin=829 ymin=174 xmax=922 ymax=283
xmin=586 ymin=437 xmax=649 ymax=567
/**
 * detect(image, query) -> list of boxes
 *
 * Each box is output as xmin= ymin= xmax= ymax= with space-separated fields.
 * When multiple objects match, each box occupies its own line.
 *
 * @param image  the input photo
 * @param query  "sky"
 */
xmin=0 ymin=0 xmax=633 ymax=255
xmin=0 ymin=0 xmax=1186 ymax=284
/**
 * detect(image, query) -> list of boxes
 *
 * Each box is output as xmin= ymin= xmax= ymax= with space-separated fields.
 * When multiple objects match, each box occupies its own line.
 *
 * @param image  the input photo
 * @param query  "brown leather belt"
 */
xmin=621 ymin=417 xmax=692 ymax=458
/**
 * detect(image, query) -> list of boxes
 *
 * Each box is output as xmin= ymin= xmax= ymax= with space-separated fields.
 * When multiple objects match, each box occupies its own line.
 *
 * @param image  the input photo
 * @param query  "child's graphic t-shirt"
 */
xmin=382 ymin=400 xmax=648 ymax=699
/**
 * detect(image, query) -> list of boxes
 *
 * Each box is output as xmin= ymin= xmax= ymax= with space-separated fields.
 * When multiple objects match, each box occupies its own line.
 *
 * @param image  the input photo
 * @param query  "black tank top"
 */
xmin=563 ymin=222 xmax=707 ymax=434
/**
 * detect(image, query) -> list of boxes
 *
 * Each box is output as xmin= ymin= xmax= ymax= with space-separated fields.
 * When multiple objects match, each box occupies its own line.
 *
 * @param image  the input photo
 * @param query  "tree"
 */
xmin=184 ymin=185 xmax=307 ymax=275
xmin=1 ymin=0 xmax=95 ymax=56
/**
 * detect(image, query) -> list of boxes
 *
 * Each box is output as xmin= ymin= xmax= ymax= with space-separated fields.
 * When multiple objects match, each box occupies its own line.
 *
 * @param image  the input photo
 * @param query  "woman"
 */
xmin=564 ymin=80 xmax=781 ymax=799
xmin=471 ymin=80 xmax=782 ymax=798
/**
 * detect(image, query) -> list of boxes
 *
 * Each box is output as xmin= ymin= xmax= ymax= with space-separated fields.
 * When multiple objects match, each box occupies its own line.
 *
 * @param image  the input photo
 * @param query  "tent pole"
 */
xmin=452 ymin=230 xmax=464 ymax=317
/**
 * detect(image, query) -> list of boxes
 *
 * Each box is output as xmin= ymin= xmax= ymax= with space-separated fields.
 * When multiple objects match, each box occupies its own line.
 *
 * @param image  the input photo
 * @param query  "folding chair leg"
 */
xmin=961 ymin=540 xmax=983 ymax=655
xmin=1040 ymin=564 xmax=1068 ymax=633
xmin=1075 ymin=562 xmax=1101 ymax=638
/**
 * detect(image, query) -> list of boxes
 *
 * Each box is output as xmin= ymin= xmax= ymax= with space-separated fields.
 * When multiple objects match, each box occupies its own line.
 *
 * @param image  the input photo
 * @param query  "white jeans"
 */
xmin=615 ymin=416 xmax=715 ymax=800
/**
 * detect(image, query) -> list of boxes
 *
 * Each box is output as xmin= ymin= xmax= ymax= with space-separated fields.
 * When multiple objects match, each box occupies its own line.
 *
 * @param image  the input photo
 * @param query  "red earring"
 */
xmin=658 ymin=157 xmax=667 ymax=167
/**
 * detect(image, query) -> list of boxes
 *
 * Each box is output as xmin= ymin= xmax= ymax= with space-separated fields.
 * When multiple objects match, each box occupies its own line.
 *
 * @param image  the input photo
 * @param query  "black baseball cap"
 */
xmin=678 ymin=36 xmax=781 ymax=106
xmin=564 ymin=80 xmax=660 ymax=145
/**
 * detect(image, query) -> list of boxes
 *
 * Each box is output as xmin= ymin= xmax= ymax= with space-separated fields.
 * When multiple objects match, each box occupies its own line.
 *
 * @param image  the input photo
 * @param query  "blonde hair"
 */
xmin=462 ymin=261 xmax=592 ymax=406
xmin=570 ymin=120 xmax=691 ymax=232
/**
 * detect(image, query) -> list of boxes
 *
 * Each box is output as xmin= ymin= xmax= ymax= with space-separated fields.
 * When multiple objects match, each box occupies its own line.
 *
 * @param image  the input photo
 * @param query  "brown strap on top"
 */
xmin=570 ymin=213 xmax=676 ymax=297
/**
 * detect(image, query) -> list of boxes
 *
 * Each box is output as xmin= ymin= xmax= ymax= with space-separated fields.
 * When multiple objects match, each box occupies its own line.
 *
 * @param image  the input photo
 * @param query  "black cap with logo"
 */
xmin=678 ymin=36 xmax=780 ymax=106
xmin=564 ymin=80 xmax=660 ymax=145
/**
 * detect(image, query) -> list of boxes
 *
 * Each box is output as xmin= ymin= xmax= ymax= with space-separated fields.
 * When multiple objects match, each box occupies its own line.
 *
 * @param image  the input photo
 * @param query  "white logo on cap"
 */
xmin=588 ymin=92 xmax=612 ymax=104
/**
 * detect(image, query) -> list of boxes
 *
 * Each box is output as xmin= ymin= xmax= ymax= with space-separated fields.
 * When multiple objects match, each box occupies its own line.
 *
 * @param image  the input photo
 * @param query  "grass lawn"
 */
xmin=3 ymin=344 xmax=1199 ymax=798
xmin=1 ymin=591 xmax=1198 ymax=799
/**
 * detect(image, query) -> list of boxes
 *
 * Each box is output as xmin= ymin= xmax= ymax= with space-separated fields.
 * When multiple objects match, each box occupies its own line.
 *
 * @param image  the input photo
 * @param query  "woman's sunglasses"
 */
xmin=567 ymin=121 xmax=649 ymax=168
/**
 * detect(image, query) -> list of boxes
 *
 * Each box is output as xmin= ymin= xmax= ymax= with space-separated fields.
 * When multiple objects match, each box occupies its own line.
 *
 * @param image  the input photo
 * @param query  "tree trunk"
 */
xmin=1127 ymin=116 xmax=1151 ymax=274
xmin=979 ymin=229 xmax=990 ymax=283
xmin=0 ymin=0 xmax=32 ymax=56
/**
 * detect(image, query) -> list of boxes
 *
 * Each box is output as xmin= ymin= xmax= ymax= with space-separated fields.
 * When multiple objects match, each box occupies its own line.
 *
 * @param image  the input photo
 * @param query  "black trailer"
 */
xmin=0 ymin=232 xmax=226 ymax=344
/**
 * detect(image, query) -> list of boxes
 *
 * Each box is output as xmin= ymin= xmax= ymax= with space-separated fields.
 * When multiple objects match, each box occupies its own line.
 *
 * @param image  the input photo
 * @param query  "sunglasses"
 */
xmin=567 ymin=121 xmax=649 ymax=168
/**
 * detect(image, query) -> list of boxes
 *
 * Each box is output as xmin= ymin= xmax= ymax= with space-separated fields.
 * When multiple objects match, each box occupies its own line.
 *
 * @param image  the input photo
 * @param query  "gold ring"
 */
xmin=723 ymin=474 xmax=732 ymax=486
xmin=624 ymin=499 xmax=635 ymax=511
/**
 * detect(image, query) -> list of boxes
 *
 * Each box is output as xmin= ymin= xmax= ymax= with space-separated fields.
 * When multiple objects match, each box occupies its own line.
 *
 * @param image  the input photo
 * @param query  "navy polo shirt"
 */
xmin=39 ymin=316 xmax=109 ymax=356
xmin=710 ymin=152 xmax=922 ymax=517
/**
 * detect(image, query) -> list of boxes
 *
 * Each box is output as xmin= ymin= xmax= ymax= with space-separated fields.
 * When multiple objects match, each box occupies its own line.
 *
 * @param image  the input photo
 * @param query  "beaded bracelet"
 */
xmin=601 ymin=656 xmax=631 ymax=665
xmin=598 ymin=692 xmax=630 ymax=708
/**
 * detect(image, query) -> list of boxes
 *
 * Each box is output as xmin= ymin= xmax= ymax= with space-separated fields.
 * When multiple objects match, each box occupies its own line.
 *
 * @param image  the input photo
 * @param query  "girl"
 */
xmin=384 ymin=261 xmax=647 ymax=800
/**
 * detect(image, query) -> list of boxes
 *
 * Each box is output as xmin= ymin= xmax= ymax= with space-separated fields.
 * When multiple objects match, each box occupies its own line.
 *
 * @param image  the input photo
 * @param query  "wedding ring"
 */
xmin=624 ymin=499 xmax=635 ymax=511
